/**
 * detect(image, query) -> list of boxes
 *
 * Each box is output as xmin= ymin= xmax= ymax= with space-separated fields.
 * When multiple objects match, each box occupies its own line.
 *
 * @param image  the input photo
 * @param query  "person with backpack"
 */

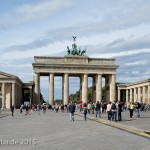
xmin=111 ymin=101 xmax=117 ymax=121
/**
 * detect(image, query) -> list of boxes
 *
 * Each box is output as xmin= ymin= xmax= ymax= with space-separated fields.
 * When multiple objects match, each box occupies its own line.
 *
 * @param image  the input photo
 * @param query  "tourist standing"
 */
xmin=11 ymin=105 xmax=14 ymax=116
xmin=91 ymin=103 xmax=95 ymax=114
xmin=95 ymin=101 xmax=101 ymax=118
xmin=68 ymin=102 xmax=76 ymax=121
xmin=111 ymin=101 xmax=117 ymax=121
xmin=83 ymin=103 xmax=88 ymax=121
xmin=106 ymin=102 xmax=112 ymax=121
xmin=135 ymin=102 xmax=141 ymax=118
xmin=118 ymin=101 xmax=123 ymax=121
xmin=87 ymin=102 xmax=91 ymax=114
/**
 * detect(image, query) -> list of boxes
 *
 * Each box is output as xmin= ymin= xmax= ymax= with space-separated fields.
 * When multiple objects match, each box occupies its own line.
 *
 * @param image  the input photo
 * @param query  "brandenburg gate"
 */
xmin=32 ymin=55 xmax=118 ymax=105
xmin=32 ymin=38 xmax=118 ymax=105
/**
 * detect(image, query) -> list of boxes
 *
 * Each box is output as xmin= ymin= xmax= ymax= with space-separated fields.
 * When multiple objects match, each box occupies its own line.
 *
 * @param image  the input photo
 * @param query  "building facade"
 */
xmin=116 ymin=79 xmax=150 ymax=104
xmin=0 ymin=72 xmax=33 ymax=109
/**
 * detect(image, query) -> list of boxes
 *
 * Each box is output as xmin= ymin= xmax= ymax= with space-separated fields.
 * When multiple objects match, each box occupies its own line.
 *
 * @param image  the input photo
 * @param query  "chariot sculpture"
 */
xmin=67 ymin=36 xmax=86 ymax=56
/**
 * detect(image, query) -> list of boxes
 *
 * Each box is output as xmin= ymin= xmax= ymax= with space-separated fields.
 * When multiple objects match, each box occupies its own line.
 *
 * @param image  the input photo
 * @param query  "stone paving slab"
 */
xmin=77 ymin=109 xmax=150 ymax=131
xmin=0 ymin=109 xmax=150 ymax=150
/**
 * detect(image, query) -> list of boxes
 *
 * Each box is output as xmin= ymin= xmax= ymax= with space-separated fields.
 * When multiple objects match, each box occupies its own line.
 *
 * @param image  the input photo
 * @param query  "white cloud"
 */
xmin=125 ymin=60 xmax=148 ymax=66
xmin=0 ymin=0 xmax=73 ymax=27
xmin=1 ymin=41 xmax=68 ymax=60
xmin=91 ymin=49 xmax=150 ymax=58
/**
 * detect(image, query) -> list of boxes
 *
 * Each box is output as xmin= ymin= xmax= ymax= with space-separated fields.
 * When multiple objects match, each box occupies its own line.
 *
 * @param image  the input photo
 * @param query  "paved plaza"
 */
xmin=0 ymin=109 xmax=150 ymax=150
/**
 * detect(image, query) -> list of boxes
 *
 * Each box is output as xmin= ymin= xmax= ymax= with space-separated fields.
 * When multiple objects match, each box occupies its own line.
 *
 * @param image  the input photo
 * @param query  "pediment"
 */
xmin=0 ymin=71 xmax=16 ymax=79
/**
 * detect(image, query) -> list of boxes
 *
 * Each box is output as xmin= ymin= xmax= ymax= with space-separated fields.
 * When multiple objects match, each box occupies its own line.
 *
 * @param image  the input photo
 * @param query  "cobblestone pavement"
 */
xmin=80 ymin=109 xmax=150 ymax=131
xmin=0 ymin=109 xmax=11 ymax=118
xmin=0 ymin=109 xmax=150 ymax=150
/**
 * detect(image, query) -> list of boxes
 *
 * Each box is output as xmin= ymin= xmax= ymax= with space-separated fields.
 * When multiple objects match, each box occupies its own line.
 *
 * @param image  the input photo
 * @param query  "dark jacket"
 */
xmin=69 ymin=104 xmax=75 ymax=113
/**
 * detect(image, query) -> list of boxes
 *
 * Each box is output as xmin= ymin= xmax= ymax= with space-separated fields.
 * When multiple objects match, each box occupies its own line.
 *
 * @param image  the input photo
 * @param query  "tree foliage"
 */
xmin=69 ymin=86 xmax=106 ymax=103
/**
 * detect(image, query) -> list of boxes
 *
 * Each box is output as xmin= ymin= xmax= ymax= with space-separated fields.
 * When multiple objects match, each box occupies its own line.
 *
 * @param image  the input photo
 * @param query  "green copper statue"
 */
xmin=67 ymin=36 xmax=86 ymax=56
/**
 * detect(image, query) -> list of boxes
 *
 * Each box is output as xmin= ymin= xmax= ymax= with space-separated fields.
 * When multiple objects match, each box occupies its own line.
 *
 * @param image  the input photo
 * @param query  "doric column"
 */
xmin=80 ymin=76 xmax=82 ymax=100
xmin=130 ymin=88 xmax=132 ymax=102
xmin=110 ymin=74 xmax=116 ymax=102
xmin=12 ymin=83 xmax=15 ymax=107
xmin=92 ymin=76 xmax=96 ymax=103
xmin=29 ymin=87 xmax=32 ymax=105
xmin=138 ymin=87 xmax=141 ymax=102
xmin=62 ymin=75 xmax=64 ymax=104
xmin=34 ymin=73 xmax=40 ymax=104
xmin=148 ymin=85 xmax=150 ymax=103
xmin=2 ymin=83 xmax=6 ymax=109
xmin=49 ymin=73 xmax=54 ymax=105
xmin=82 ymin=74 xmax=88 ymax=104
xmin=126 ymin=89 xmax=128 ymax=103
xmin=63 ymin=74 xmax=69 ymax=105
xmin=143 ymin=86 xmax=146 ymax=103
xmin=96 ymin=74 xmax=102 ymax=102
xmin=134 ymin=88 xmax=137 ymax=100
xmin=118 ymin=89 xmax=121 ymax=101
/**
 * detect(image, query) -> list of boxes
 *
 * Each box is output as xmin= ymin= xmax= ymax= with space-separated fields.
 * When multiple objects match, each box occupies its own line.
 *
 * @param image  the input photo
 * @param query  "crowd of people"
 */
xmin=10 ymin=100 xmax=150 ymax=123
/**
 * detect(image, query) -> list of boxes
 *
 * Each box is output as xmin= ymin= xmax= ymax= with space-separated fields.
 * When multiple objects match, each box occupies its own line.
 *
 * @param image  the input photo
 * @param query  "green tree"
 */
xmin=69 ymin=86 xmax=106 ymax=103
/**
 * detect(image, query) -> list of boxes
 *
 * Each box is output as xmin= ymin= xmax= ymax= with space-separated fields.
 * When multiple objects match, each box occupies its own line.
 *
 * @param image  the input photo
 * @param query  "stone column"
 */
xmin=92 ymin=76 xmax=96 ymax=103
xmin=34 ymin=73 xmax=40 ymax=104
xmin=118 ymin=89 xmax=121 ymax=101
xmin=29 ymin=87 xmax=32 ymax=105
xmin=49 ymin=73 xmax=54 ymax=105
xmin=148 ymin=85 xmax=150 ymax=103
xmin=110 ymin=74 xmax=116 ymax=102
xmin=130 ymin=88 xmax=132 ymax=102
xmin=143 ymin=86 xmax=146 ymax=103
xmin=82 ymin=74 xmax=88 ymax=104
xmin=138 ymin=87 xmax=141 ymax=102
xmin=134 ymin=88 xmax=137 ymax=100
xmin=126 ymin=89 xmax=128 ymax=103
xmin=12 ymin=83 xmax=15 ymax=107
xmin=2 ymin=83 xmax=6 ymax=109
xmin=96 ymin=74 xmax=102 ymax=102
xmin=80 ymin=75 xmax=82 ymax=100
xmin=62 ymin=76 xmax=64 ymax=104
xmin=63 ymin=74 xmax=69 ymax=105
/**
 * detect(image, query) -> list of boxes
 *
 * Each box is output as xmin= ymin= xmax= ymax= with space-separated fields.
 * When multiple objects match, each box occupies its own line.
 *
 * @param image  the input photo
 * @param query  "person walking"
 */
xmin=25 ymin=104 xmax=30 ymax=115
xmin=11 ymin=105 xmax=14 ymax=116
xmin=20 ymin=105 xmax=23 ymax=115
xmin=95 ymin=101 xmax=101 ymax=118
xmin=68 ymin=102 xmax=76 ymax=121
xmin=129 ymin=102 xmax=134 ymax=118
xmin=83 ymin=103 xmax=88 ymax=121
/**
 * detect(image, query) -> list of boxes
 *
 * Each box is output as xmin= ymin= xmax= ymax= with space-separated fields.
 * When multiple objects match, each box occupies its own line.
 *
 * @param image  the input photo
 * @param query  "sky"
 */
xmin=0 ymin=0 xmax=150 ymax=102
